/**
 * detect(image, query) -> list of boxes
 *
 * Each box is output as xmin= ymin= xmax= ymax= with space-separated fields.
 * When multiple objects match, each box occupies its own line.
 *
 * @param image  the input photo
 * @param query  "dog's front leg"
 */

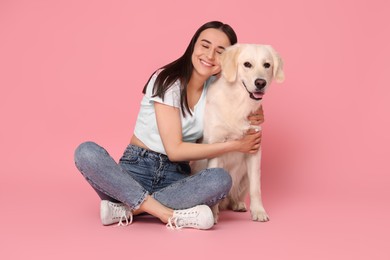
xmin=211 ymin=204 xmax=220 ymax=224
xmin=246 ymin=148 xmax=269 ymax=222
xmin=207 ymin=157 xmax=220 ymax=168
xmin=207 ymin=157 xmax=223 ymax=223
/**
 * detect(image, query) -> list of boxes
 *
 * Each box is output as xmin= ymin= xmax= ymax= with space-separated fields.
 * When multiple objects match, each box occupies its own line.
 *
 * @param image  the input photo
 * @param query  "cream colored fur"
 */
xmin=192 ymin=44 xmax=284 ymax=223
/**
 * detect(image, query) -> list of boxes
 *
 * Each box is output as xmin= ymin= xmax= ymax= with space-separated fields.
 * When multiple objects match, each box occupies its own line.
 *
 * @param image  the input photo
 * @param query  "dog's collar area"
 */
xmin=242 ymin=81 xmax=262 ymax=101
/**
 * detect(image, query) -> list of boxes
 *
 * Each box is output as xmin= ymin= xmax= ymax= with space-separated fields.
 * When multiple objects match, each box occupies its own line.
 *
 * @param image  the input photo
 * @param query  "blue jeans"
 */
xmin=74 ymin=141 xmax=232 ymax=210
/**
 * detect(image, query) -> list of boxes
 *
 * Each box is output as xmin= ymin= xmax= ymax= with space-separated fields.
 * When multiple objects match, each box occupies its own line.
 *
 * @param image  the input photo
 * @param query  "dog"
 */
xmin=192 ymin=44 xmax=284 ymax=223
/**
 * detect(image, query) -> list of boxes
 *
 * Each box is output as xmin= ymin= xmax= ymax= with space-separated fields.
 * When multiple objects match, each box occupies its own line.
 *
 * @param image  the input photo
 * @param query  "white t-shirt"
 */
xmin=134 ymin=72 xmax=213 ymax=155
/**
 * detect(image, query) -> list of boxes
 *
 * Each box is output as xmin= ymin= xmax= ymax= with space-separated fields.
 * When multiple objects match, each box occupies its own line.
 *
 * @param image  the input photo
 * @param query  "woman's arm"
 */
xmin=155 ymin=102 xmax=261 ymax=162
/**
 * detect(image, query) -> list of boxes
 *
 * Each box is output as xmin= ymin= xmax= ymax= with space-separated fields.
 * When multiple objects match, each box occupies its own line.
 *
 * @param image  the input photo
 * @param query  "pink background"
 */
xmin=1 ymin=0 xmax=389 ymax=259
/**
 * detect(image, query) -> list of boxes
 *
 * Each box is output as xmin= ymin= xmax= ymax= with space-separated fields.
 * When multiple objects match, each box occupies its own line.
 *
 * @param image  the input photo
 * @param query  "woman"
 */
xmin=74 ymin=21 xmax=264 ymax=230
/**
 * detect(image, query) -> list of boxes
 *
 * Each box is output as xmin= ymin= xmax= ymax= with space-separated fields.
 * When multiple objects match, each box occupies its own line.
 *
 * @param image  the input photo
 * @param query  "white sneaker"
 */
xmin=166 ymin=205 xmax=214 ymax=230
xmin=100 ymin=200 xmax=133 ymax=226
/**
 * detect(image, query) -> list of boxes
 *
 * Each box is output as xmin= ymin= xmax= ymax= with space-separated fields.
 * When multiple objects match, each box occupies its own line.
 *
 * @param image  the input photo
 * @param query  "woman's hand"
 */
xmin=248 ymin=105 xmax=265 ymax=125
xmin=235 ymin=128 xmax=262 ymax=154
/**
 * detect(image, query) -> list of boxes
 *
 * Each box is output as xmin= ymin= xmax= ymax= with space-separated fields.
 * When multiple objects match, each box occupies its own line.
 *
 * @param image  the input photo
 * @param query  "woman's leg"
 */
xmin=74 ymin=142 xmax=177 ymax=224
xmin=136 ymin=195 xmax=173 ymax=223
xmin=74 ymin=142 xmax=217 ymax=229
xmin=152 ymin=167 xmax=232 ymax=210
xmin=74 ymin=141 xmax=148 ymax=210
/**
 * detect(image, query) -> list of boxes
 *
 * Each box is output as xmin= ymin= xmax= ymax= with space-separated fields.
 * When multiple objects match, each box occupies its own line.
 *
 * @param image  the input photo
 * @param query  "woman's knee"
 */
xmin=206 ymin=168 xmax=232 ymax=193
xmin=74 ymin=141 xmax=102 ymax=167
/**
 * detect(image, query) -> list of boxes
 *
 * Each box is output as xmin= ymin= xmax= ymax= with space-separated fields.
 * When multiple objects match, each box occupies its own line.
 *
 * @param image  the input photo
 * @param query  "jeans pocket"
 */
xmin=119 ymin=154 xmax=140 ymax=164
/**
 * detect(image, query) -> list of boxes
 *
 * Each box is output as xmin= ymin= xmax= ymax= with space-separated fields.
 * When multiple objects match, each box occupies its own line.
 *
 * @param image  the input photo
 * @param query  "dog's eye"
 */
xmin=244 ymin=62 xmax=252 ymax=68
xmin=264 ymin=63 xmax=271 ymax=69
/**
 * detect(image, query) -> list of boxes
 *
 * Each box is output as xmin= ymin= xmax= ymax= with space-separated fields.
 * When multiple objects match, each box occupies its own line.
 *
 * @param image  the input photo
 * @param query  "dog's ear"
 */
xmin=220 ymin=44 xmax=241 ymax=82
xmin=265 ymin=45 xmax=285 ymax=83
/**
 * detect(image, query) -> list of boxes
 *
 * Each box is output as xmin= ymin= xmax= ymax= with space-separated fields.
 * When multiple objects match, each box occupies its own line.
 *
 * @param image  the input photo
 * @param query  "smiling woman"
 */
xmin=191 ymin=30 xmax=230 ymax=79
xmin=73 ymin=21 xmax=264 ymax=230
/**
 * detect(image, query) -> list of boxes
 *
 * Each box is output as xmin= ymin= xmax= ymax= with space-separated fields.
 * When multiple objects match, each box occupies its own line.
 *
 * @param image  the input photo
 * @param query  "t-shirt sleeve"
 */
xmin=146 ymin=73 xmax=181 ymax=108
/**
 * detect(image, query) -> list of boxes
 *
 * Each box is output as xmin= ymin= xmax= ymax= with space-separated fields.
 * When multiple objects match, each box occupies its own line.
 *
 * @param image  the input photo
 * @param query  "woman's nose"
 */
xmin=206 ymin=49 xmax=215 ymax=59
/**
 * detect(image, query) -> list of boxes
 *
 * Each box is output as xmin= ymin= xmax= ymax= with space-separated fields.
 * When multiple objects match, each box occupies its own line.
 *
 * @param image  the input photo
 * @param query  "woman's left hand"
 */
xmin=248 ymin=105 xmax=265 ymax=125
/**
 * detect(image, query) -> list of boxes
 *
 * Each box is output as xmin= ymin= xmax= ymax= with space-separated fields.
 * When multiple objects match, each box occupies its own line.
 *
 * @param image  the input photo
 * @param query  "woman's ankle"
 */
xmin=139 ymin=195 xmax=174 ymax=223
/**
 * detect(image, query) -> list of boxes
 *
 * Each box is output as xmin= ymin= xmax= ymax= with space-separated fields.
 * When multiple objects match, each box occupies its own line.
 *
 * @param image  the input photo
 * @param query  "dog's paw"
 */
xmin=231 ymin=202 xmax=247 ymax=212
xmin=251 ymin=208 xmax=270 ymax=222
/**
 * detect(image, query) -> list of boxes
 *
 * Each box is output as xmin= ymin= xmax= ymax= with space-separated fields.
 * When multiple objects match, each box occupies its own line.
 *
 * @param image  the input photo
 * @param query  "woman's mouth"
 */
xmin=200 ymin=59 xmax=214 ymax=67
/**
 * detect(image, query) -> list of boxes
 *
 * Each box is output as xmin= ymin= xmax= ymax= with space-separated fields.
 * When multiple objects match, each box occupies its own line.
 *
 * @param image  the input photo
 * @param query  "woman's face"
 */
xmin=191 ymin=28 xmax=231 ymax=79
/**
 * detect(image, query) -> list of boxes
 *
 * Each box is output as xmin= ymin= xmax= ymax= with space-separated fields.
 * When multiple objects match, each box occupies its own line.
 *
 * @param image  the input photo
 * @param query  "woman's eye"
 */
xmin=244 ymin=62 xmax=252 ymax=68
xmin=202 ymin=45 xmax=209 ymax=49
xmin=264 ymin=63 xmax=271 ymax=68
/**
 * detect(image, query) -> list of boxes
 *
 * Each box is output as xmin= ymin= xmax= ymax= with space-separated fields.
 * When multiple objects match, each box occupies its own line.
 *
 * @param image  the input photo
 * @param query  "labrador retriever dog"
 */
xmin=192 ymin=44 xmax=284 ymax=223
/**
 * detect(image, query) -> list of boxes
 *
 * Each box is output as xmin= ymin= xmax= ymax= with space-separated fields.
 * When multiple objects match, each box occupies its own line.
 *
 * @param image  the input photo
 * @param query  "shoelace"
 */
xmin=117 ymin=211 xmax=133 ymax=226
xmin=112 ymin=205 xmax=133 ymax=226
xmin=166 ymin=216 xmax=198 ymax=230
xmin=166 ymin=217 xmax=181 ymax=230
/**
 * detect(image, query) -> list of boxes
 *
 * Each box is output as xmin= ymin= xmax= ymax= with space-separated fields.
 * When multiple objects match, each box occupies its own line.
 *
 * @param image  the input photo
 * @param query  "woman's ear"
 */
xmin=265 ymin=45 xmax=285 ymax=83
xmin=221 ymin=44 xmax=241 ymax=83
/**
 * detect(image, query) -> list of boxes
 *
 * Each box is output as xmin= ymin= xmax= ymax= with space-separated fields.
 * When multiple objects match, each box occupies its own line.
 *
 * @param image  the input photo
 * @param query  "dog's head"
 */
xmin=220 ymin=44 xmax=285 ymax=100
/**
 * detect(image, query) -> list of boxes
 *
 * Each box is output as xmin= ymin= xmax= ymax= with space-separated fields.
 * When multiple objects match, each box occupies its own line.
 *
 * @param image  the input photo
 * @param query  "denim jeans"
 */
xmin=74 ymin=141 xmax=232 ymax=210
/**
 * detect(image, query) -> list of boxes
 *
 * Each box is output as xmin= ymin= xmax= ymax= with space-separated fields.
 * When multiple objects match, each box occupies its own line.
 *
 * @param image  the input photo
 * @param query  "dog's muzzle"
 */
xmin=242 ymin=80 xmax=265 ymax=101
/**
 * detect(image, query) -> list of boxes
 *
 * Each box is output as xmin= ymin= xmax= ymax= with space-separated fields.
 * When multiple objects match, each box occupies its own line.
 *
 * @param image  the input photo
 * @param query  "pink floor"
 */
xmin=3 ymin=162 xmax=389 ymax=259
xmin=1 ymin=0 xmax=389 ymax=259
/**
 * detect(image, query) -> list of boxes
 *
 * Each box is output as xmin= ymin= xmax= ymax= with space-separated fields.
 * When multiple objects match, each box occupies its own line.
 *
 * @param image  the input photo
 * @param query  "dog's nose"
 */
xmin=255 ymin=79 xmax=267 ymax=90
